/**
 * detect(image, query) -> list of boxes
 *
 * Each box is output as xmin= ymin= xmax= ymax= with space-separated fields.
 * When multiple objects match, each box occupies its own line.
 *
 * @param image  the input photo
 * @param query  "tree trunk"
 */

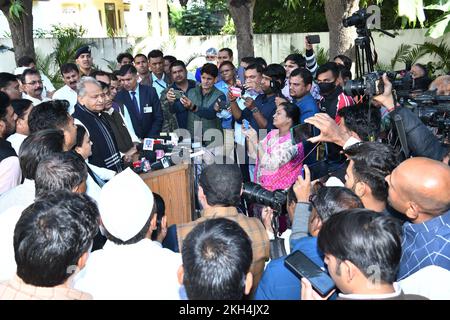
xmin=0 ymin=0 xmax=35 ymax=64
xmin=227 ymin=0 xmax=256 ymax=61
xmin=324 ymin=0 xmax=358 ymax=60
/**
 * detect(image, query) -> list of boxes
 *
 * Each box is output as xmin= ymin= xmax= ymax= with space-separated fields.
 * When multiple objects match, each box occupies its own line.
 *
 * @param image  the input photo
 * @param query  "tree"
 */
xmin=227 ymin=0 xmax=256 ymax=60
xmin=0 ymin=0 xmax=35 ymax=64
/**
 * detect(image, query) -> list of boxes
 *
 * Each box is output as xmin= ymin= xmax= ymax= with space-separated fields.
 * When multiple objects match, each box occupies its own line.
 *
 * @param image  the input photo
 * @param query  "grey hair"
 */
xmin=77 ymin=77 xmax=101 ymax=97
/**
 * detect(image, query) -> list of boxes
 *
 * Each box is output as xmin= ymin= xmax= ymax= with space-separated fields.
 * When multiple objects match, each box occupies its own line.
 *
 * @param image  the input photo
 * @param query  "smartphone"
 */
xmin=173 ymin=90 xmax=184 ymax=99
xmin=217 ymin=98 xmax=228 ymax=110
xmin=300 ymin=167 xmax=305 ymax=179
xmin=230 ymin=86 xmax=243 ymax=98
xmin=291 ymin=123 xmax=313 ymax=145
xmin=242 ymin=119 xmax=250 ymax=130
xmin=306 ymin=35 xmax=320 ymax=44
xmin=284 ymin=250 xmax=335 ymax=297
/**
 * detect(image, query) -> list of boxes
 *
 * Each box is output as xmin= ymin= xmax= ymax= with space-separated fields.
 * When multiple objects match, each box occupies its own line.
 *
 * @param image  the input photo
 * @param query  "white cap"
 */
xmin=325 ymin=176 xmax=345 ymax=187
xmin=99 ymin=168 xmax=154 ymax=242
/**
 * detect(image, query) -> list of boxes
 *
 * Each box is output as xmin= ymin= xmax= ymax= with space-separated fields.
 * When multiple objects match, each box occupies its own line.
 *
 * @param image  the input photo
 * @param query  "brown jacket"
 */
xmin=177 ymin=206 xmax=270 ymax=290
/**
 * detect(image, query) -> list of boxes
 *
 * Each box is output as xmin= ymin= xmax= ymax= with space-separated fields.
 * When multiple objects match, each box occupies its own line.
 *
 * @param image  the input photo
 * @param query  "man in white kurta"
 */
xmin=74 ymin=168 xmax=182 ymax=299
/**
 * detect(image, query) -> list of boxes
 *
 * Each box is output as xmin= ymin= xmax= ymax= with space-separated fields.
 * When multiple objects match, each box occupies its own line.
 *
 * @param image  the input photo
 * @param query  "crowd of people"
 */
xmin=0 ymin=36 xmax=449 ymax=300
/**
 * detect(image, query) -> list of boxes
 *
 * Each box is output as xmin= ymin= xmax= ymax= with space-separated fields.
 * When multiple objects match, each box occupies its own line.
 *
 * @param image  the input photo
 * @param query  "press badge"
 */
xmin=144 ymin=105 xmax=153 ymax=113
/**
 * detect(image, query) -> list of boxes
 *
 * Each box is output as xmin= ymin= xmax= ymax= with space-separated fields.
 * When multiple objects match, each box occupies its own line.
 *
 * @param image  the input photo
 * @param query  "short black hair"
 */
xmin=0 ymin=72 xmax=19 ymax=90
xmin=0 ymin=91 xmax=11 ymax=119
xmin=116 ymin=52 xmax=133 ymax=64
xmin=199 ymin=164 xmax=242 ymax=207
xmin=148 ymin=49 xmax=164 ymax=60
xmin=279 ymin=102 xmax=300 ymax=127
xmin=316 ymin=62 xmax=339 ymax=80
xmin=200 ymin=63 xmax=219 ymax=78
xmin=91 ymin=70 xmax=111 ymax=81
xmin=311 ymin=186 xmax=363 ymax=222
xmin=18 ymin=56 xmax=35 ymax=67
xmin=219 ymin=60 xmax=235 ymax=70
xmin=338 ymin=103 xmax=381 ymax=141
xmin=219 ymin=48 xmax=233 ymax=58
xmin=11 ymin=99 xmax=32 ymax=119
xmin=28 ymin=100 xmax=71 ymax=134
xmin=182 ymin=218 xmax=252 ymax=300
xmin=241 ymin=57 xmax=256 ymax=65
xmin=134 ymin=53 xmax=147 ymax=61
xmin=35 ymin=151 xmax=87 ymax=197
xmin=318 ymin=209 xmax=402 ymax=285
xmin=170 ymin=60 xmax=187 ymax=71
xmin=254 ymin=57 xmax=267 ymax=68
xmin=344 ymin=142 xmax=399 ymax=202
xmin=151 ymin=192 xmax=166 ymax=241
xmin=263 ymin=63 xmax=286 ymax=92
xmin=164 ymin=55 xmax=177 ymax=64
xmin=14 ymin=191 xmax=99 ymax=287
xmin=60 ymin=63 xmax=79 ymax=76
xmin=290 ymin=68 xmax=313 ymax=86
xmin=20 ymin=69 xmax=40 ymax=84
xmin=245 ymin=63 xmax=263 ymax=74
xmin=19 ymin=129 xmax=65 ymax=179
xmin=337 ymin=64 xmax=352 ymax=81
xmin=118 ymin=64 xmax=137 ymax=76
xmin=284 ymin=53 xmax=306 ymax=69
xmin=74 ymin=124 xmax=87 ymax=149
xmin=334 ymin=55 xmax=352 ymax=70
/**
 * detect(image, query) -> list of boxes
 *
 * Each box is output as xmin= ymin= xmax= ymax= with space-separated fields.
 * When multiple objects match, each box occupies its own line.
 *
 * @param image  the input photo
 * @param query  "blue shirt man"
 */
xmin=289 ymin=68 xmax=319 ymax=123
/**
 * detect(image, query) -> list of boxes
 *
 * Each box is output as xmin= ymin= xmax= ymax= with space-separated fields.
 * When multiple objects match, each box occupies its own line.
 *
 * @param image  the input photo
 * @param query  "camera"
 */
xmin=242 ymin=182 xmax=287 ymax=215
xmin=344 ymin=71 xmax=412 ymax=97
xmin=342 ymin=8 xmax=373 ymax=29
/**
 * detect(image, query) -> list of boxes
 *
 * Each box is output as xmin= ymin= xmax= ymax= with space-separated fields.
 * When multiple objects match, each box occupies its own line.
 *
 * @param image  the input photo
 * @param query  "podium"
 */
xmin=140 ymin=164 xmax=194 ymax=226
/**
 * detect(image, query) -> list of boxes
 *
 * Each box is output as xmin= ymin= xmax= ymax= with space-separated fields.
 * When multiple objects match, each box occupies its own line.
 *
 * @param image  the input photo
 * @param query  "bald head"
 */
xmin=387 ymin=157 xmax=450 ymax=220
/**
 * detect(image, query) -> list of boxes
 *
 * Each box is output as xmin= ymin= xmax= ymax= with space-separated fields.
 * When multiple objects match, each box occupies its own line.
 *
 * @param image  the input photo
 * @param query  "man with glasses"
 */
xmin=20 ymin=69 xmax=50 ymax=106
xmin=73 ymin=77 xmax=122 ymax=172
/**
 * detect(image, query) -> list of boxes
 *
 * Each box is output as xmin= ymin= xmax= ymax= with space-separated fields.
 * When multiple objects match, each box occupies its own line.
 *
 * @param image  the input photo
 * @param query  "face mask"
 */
xmin=318 ymin=82 xmax=336 ymax=95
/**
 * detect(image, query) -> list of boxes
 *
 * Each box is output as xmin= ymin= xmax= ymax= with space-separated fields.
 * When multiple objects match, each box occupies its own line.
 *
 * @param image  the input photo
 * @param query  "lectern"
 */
xmin=140 ymin=164 xmax=194 ymax=225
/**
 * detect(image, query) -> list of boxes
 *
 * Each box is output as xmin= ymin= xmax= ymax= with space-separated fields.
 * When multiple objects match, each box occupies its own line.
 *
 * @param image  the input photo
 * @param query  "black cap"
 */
xmin=75 ymin=46 xmax=91 ymax=60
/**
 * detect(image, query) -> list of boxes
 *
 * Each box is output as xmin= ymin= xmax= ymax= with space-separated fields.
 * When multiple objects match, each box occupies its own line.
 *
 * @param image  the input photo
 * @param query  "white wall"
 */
xmin=0 ymin=29 xmax=448 ymax=74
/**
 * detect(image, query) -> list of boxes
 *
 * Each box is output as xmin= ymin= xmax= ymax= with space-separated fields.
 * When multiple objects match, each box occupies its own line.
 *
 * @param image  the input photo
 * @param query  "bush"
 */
xmin=170 ymin=6 xmax=221 ymax=35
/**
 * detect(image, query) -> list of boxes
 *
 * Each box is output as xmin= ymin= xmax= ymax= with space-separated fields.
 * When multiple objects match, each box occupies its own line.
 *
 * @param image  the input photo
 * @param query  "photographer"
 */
xmin=305 ymin=74 xmax=449 ymax=163
xmin=255 ymin=185 xmax=363 ymax=300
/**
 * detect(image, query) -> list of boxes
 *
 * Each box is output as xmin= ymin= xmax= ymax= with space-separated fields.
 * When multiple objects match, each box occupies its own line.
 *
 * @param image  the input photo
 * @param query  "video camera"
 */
xmin=242 ymin=182 xmax=287 ymax=215
xmin=342 ymin=8 xmax=373 ymax=29
xmin=344 ymin=70 xmax=412 ymax=98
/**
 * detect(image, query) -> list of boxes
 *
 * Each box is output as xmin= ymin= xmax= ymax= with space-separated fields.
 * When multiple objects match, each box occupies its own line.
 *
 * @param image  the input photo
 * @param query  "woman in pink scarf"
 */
xmin=244 ymin=102 xmax=304 ymax=192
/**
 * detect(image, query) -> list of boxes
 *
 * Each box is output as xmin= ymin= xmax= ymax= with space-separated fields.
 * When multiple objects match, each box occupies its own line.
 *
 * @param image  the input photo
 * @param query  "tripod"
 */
xmin=353 ymin=26 xmax=396 ymax=78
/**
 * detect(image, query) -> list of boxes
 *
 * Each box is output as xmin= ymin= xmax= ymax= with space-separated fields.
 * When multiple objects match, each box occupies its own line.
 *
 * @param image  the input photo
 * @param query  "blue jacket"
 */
xmin=254 ymin=236 xmax=325 ymax=300
xmin=293 ymin=93 xmax=319 ymax=124
xmin=116 ymin=84 xmax=163 ymax=139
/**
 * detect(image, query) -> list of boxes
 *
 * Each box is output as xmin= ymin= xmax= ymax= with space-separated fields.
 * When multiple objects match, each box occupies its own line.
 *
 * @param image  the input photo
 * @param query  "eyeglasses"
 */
xmin=25 ymin=80 xmax=43 ymax=86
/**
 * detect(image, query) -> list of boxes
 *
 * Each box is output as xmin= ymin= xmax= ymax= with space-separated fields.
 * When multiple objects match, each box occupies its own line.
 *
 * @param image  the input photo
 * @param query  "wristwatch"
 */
xmin=251 ymin=107 xmax=259 ymax=114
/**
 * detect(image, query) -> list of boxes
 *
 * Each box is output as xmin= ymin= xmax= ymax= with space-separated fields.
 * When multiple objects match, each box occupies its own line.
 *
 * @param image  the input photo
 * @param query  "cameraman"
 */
xmin=305 ymin=74 xmax=450 ymax=163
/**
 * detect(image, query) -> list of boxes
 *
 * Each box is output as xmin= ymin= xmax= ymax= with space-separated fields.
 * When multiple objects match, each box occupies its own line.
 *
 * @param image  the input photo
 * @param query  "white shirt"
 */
xmin=22 ymin=93 xmax=50 ymax=106
xmin=0 ymin=205 xmax=26 ymax=281
xmin=0 ymin=179 xmax=35 ymax=214
xmin=0 ymin=156 xmax=21 ymax=195
xmin=74 ymin=239 xmax=182 ymax=300
xmin=84 ymin=161 xmax=116 ymax=203
xmin=399 ymin=265 xmax=450 ymax=300
xmin=338 ymin=282 xmax=403 ymax=300
xmin=53 ymin=85 xmax=77 ymax=115
xmin=6 ymin=133 xmax=27 ymax=155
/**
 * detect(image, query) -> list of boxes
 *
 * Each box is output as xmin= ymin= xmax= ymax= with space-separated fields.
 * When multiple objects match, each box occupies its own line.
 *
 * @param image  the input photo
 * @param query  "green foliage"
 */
xmin=35 ymin=25 xmax=94 ymax=90
xmin=290 ymin=45 xmax=329 ymax=65
xmin=102 ymin=58 xmax=118 ymax=72
xmin=398 ymin=0 xmax=450 ymax=38
xmin=254 ymin=0 xmax=328 ymax=33
xmin=8 ymin=0 xmax=25 ymax=21
xmin=220 ymin=15 xmax=235 ymax=35
xmin=420 ymin=41 xmax=450 ymax=74
xmin=170 ymin=5 xmax=221 ymax=35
